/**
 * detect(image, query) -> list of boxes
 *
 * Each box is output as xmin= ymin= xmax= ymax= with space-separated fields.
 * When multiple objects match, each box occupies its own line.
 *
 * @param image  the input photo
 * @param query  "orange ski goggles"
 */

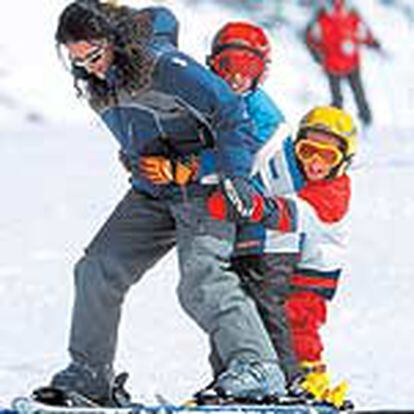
xmin=295 ymin=139 xmax=344 ymax=167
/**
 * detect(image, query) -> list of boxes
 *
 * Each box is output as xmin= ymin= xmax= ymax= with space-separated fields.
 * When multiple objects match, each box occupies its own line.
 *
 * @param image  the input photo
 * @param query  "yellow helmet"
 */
xmin=298 ymin=106 xmax=357 ymax=159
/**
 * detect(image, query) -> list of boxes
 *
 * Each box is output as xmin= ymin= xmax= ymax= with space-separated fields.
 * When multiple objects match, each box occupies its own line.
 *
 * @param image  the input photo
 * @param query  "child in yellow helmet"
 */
xmin=209 ymin=105 xmax=357 ymax=408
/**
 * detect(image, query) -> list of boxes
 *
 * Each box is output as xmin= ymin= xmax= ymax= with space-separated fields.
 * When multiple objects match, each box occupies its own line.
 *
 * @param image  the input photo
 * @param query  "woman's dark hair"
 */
xmin=55 ymin=0 xmax=156 ymax=107
xmin=56 ymin=0 xmax=113 ymax=43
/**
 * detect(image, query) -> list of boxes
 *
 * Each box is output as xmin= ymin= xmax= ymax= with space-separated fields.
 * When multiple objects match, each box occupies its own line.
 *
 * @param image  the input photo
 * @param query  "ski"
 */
xmin=1 ymin=396 xmax=412 ymax=414
xmin=7 ymin=396 xmax=347 ymax=414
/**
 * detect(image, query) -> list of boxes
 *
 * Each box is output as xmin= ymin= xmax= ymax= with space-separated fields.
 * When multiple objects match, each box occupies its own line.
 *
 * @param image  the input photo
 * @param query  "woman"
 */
xmin=43 ymin=0 xmax=286 ymax=406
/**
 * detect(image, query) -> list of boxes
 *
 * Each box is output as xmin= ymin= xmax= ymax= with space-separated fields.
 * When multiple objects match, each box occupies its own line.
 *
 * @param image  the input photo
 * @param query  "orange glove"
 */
xmin=139 ymin=156 xmax=199 ymax=186
xmin=175 ymin=157 xmax=199 ymax=186
xmin=139 ymin=156 xmax=174 ymax=185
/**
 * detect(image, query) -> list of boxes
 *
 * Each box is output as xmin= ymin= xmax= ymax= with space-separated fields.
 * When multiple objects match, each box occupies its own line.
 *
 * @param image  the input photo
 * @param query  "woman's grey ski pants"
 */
xmin=68 ymin=188 xmax=281 ymax=375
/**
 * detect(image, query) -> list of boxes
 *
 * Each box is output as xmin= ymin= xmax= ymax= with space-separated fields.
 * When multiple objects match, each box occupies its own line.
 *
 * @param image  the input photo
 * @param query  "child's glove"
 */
xmin=207 ymin=180 xmax=297 ymax=233
xmin=207 ymin=177 xmax=265 ymax=222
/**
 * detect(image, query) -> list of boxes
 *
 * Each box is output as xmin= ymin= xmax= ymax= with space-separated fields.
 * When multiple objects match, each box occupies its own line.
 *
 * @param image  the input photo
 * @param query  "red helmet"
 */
xmin=208 ymin=22 xmax=271 ymax=88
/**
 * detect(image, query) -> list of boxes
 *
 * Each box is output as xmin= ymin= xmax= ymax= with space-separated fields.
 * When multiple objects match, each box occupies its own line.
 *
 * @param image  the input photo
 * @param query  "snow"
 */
xmin=0 ymin=0 xmax=413 ymax=410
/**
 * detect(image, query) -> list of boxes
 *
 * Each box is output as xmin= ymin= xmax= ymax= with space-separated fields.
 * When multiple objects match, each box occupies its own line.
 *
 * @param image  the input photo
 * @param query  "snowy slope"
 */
xmin=0 ymin=0 xmax=413 ymax=410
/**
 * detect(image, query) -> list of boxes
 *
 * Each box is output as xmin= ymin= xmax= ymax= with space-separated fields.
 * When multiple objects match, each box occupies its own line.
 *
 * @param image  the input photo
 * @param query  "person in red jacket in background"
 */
xmin=306 ymin=0 xmax=382 ymax=125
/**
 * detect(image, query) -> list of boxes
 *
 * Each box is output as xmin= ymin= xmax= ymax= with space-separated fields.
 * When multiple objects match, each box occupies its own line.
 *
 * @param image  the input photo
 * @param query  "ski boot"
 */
xmin=195 ymin=359 xmax=287 ymax=405
xmin=288 ymin=361 xmax=354 ymax=411
xmin=33 ymin=362 xmax=131 ymax=408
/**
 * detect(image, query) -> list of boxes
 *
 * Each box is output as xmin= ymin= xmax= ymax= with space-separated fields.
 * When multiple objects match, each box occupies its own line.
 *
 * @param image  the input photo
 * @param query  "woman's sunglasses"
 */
xmin=70 ymin=42 xmax=108 ymax=68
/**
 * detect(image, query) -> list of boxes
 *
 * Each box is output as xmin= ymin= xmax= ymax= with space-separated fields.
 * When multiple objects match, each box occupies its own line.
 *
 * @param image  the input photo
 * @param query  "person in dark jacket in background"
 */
xmin=305 ymin=0 xmax=382 ymax=125
xmin=35 ymin=0 xmax=288 ymax=406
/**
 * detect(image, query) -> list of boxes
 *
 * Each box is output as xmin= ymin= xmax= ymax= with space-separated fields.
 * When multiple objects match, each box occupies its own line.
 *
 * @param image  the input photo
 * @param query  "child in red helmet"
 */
xmin=208 ymin=106 xmax=357 ymax=408
xmin=201 ymin=22 xmax=304 ymax=389
xmin=139 ymin=21 xmax=291 ymax=191
xmin=207 ymin=21 xmax=271 ymax=93
xmin=198 ymin=22 xmax=300 ymax=195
